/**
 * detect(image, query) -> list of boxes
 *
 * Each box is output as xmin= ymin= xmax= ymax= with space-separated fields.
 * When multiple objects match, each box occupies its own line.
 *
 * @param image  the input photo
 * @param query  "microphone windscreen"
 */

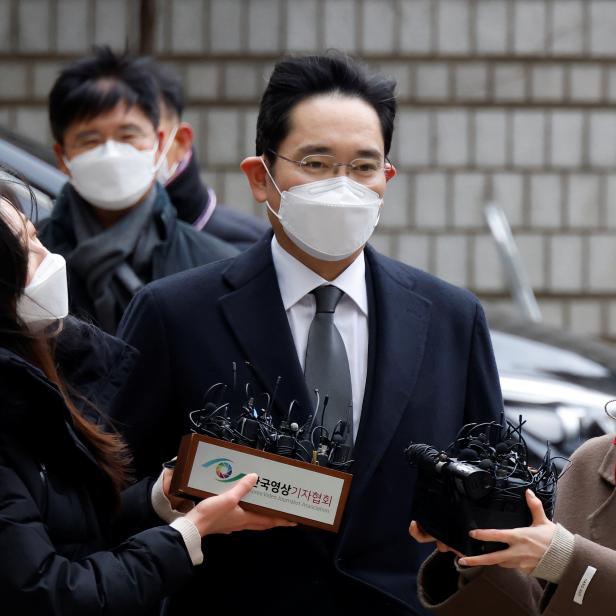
xmin=494 ymin=442 xmax=510 ymax=454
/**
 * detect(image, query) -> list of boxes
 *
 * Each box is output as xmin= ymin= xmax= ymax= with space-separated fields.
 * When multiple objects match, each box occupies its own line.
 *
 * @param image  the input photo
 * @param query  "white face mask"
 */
xmin=16 ymin=253 xmax=69 ymax=333
xmin=64 ymin=139 xmax=161 ymax=211
xmin=156 ymin=124 xmax=180 ymax=185
xmin=262 ymin=159 xmax=383 ymax=261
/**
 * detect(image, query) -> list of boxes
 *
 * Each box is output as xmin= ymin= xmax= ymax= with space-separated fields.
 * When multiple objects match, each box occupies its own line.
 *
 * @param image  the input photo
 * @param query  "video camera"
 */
xmin=405 ymin=416 xmax=560 ymax=556
xmin=187 ymin=362 xmax=353 ymax=472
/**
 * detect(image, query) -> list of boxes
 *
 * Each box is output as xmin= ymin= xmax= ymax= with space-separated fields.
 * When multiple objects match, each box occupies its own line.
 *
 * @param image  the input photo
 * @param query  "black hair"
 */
xmin=49 ymin=46 xmax=160 ymax=144
xmin=256 ymin=53 xmax=397 ymax=161
xmin=0 ymin=178 xmax=29 ymax=333
xmin=145 ymin=61 xmax=185 ymax=120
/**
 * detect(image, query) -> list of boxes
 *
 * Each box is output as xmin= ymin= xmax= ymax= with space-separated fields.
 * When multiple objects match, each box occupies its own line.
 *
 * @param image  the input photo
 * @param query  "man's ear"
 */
xmin=385 ymin=162 xmax=397 ymax=182
xmin=53 ymin=143 xmax=69 ymax=176
xmin=240 ymin=156 xmax=269 ymax=203
xmin=174 ymin=122 xmax=194 ymax=158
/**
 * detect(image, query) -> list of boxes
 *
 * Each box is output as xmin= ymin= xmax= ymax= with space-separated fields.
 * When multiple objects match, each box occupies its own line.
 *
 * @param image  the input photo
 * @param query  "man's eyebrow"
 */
xmin=73 ymin=129 xmax=102 ymax=141
xmin=293 ymin=145 xmax=383 ymax=160
xmin=294 ymin=144 xmax=334 ymax=157
xmin=355 ymin=148 xmax=383 ymax=160
xmin=116 ymin=123 xmax=147 ymax=133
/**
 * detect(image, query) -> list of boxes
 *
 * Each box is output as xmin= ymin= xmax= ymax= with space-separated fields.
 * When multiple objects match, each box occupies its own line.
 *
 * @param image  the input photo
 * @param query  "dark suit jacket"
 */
xmin=112 ymin=235 xmax=503 ymax=615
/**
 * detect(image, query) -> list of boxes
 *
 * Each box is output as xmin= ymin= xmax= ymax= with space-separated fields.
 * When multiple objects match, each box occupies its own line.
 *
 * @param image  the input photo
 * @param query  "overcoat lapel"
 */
xmin=342 ymin=247 xmax=432 ymax=512
xmin=218 ymin=237 xmax=314 ymax=423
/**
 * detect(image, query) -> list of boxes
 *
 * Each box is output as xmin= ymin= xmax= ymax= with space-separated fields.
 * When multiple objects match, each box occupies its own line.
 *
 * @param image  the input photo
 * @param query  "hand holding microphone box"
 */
xmin=406 ymin=415 xmax=560 ymax=556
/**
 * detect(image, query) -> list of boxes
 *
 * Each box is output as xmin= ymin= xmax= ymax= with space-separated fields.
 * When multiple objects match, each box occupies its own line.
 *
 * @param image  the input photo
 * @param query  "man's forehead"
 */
xmin=284 ymin=94 xmax=385 ymax=154
xmin=67 ymin=102 xmax=153 ymax=136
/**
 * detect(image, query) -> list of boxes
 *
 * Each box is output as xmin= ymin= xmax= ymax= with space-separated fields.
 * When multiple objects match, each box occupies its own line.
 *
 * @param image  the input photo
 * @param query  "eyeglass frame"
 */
xmin=267 ymin=149 xmax=393 ymax=179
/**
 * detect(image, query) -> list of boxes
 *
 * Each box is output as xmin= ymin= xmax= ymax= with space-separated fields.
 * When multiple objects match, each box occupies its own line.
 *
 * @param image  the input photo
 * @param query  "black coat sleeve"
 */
xmin=0 ymin=457 xmax=193 ymax=615
xmin=112 ymin=477 xmax=164 ymax=543
xmin=112 ymin=286 xmax=180 ymax=478
xmin=463 ymin=301 xmax=504 ymax=425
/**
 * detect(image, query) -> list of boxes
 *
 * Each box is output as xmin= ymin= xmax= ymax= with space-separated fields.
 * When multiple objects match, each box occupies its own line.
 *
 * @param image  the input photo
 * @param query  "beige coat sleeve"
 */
xmin=417 ymin=551 xmax=543 ymax=615
xmin=541 ymin=534 xmax=616 ymax=615
xmin=417 ymin=534 xmax=616 ymax=616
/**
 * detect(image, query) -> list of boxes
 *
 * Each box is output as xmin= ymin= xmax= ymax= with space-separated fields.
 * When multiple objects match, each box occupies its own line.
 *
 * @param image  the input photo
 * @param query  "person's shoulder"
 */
xmin=36 ymin=183 xmax=75 ymax=249
xmin=174 ymin=219 xmax=239 ymax=259
xmin=207 ymin=204 xmax=269 ymax=242
xmin=147 ymin=251 xmax=238 ymax=297
xmin=368 ymin=247 xmax=480 ymax=313
xmin=569 ymin=434 xmax=614 ymax=466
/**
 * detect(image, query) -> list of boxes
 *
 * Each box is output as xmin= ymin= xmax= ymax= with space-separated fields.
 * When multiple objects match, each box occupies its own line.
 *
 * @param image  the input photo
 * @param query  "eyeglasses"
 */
xmin=268 ymin=149 xmax=389 ymax=181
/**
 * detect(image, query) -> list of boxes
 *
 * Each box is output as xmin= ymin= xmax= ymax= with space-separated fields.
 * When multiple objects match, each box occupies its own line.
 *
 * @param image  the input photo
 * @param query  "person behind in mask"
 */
xmin=147 ymin=61 xmax=268 ymax=250
xmin=0 ymin=178 xmax=292 ymax=614
xmin=37 ymin=46 xmax=238 ymax=333
xmin=109 ymin=53 xmax=503 ymax=616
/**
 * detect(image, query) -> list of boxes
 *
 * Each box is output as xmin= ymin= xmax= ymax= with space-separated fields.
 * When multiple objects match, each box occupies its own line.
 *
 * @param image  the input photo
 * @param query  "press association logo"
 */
xmin=202 ymin=457 xmax=246 ymax=483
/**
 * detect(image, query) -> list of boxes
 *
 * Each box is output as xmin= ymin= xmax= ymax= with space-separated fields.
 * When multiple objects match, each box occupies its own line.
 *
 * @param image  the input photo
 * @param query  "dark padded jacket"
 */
xmin=0 ymin=318 xmax=193 ymax=615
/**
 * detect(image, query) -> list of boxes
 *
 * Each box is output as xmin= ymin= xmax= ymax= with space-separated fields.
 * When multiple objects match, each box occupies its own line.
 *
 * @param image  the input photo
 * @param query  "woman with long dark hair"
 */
xmin=0 ymin=178 xmax=292 ymax=614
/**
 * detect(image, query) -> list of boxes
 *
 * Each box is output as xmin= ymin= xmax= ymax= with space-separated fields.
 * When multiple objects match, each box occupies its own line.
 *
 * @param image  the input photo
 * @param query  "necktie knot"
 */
xmin=312 ymin=285 xmax=344 ymax=314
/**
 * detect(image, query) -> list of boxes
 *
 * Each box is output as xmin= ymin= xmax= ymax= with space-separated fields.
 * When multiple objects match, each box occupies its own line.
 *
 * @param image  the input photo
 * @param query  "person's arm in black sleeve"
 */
xmin=0 ymin=460 xmax=193 ymax=616
xmin=112 ymin=286 xmax=177 ymax=479
xmin=463 ymin=301 xmax=503 ymax=425
xmin=111 ymin=476 xmax=163 ymax=541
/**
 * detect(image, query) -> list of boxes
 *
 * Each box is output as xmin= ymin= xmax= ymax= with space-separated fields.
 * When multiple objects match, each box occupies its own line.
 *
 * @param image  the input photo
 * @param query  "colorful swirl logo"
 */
xmin=216 ymin=461 xmax=232 ymax=479
xmin=202 ymin=457 xmax=246 ymax=483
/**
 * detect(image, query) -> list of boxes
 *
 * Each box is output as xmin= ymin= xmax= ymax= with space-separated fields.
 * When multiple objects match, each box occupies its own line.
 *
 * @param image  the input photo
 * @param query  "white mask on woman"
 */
xmin=262 ymin=159 xmax=383 ymax=261
xmin=16 ymin=252 xmax=69 ymax=333
xmin=64 ymin=140 xmax=161 ymax=211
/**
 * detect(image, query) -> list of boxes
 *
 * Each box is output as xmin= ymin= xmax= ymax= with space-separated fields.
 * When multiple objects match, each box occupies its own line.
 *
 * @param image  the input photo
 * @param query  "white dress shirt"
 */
xmin=270 ymin=236 xmax=368 ymax=441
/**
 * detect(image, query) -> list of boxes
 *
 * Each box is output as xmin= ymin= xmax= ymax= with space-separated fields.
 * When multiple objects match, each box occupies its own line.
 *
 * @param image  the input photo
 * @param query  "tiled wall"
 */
xmin=2 ymin=0 xmax=616 ymax=339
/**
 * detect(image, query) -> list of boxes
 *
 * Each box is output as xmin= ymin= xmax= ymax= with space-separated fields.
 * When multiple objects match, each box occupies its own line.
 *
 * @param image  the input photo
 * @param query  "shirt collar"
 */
xmin=271 ymin=236 xmax=368 ymax=315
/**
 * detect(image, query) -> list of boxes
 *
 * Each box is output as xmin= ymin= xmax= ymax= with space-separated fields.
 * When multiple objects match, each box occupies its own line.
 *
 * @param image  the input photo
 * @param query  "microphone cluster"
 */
xmin=188 ymin=363 xmax=353 ymax=471
xmin=405 ymin=415 xmax=561 ymax=556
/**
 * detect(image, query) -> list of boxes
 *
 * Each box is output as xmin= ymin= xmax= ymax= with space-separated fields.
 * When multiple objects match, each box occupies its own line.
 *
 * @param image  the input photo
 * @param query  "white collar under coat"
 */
xmin=270 ymin=235 xmax=368 ymax=315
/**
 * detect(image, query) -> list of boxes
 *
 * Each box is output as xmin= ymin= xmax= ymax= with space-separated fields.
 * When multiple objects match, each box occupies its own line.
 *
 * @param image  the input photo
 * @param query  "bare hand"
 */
xmin=185 ymin=473 xmax=297 ymax=537
xmin=162 ymin=468 xmax=195 ymax=513
xmin=458 ymin=490 xmax=556 ymax=574
xmin=409 ymin=520 xmax=464 ymax=557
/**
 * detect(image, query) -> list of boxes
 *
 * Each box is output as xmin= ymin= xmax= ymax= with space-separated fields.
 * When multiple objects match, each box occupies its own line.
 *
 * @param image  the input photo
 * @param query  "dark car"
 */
xmin=489 ymin=312 xmax=614 ymax=467
xmin=0 ymin=125 xmax=63 ymax=218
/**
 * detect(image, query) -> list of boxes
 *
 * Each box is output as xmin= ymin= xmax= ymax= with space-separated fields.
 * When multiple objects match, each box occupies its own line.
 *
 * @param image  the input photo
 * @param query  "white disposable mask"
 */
xmin=156 ymin=124 xmax=180 ymax=185
xmin=16 ymin=252 xmax=69 ymax=333
xmin=262 ymin=159 xmax=383 ymax=261
xmin=64 ymin=139 xmax=161 ymax=211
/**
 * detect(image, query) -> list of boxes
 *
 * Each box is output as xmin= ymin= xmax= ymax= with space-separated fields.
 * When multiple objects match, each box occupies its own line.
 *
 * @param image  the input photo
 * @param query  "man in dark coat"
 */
xmin=148 ymin=61 xmax=269 ymax=250
xmin=38 ymin=47 xmax=237 ymax=333
xmin=111 ymin=54 xmax=503 ymax=615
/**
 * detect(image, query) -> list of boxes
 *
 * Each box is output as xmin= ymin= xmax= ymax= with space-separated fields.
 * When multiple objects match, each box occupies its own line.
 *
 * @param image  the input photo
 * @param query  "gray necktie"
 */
xmin=304 ymin=285 xmax=353 ymax=451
